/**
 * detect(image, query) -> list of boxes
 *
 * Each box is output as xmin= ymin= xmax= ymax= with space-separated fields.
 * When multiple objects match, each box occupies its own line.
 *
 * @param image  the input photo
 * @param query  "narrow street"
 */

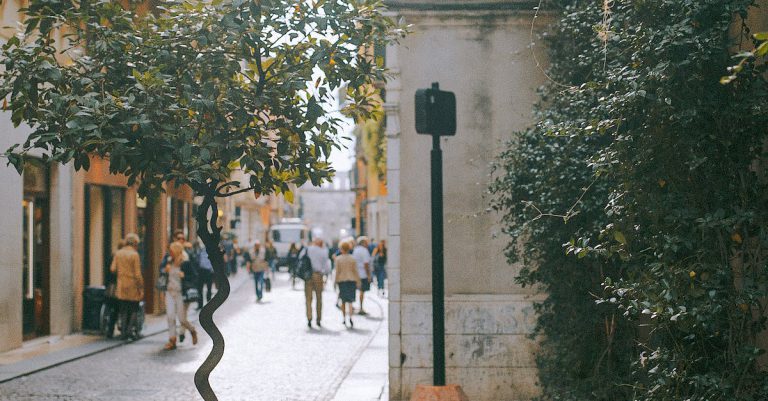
xmin=0 ymin=271 xmax=387 ymax=401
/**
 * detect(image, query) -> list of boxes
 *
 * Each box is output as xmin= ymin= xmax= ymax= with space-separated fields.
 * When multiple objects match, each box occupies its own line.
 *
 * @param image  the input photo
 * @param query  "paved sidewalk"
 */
xmin=329 ymin=294 xmax=389 ymax=401
xmin=0 ymin=271 xmax=250 ymax=383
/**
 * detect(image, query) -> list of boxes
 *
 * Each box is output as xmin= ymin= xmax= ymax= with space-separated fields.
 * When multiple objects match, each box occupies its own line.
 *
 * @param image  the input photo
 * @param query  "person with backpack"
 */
xmin=303 ymin=238 xmax=330 ymax=328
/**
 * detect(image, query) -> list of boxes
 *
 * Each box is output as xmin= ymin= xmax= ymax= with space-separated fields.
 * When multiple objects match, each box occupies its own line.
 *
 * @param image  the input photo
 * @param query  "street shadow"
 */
xmin=306 ymin=327 xmax=341 ymax=336
xmin=346 ymin=327 xmax=372 ymax=335
xmin=361 ymin=315 xmax=383 ymax=322
xmin=142 ymin=341 xmax=202 ymax=365
xmin=255 ymin=300 xmax=273 ymax=305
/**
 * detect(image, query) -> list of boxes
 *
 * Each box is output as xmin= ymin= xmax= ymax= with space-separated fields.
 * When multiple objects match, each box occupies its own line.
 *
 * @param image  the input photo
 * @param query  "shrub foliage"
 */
xmin=490 ymin=1 xmax=768 ymax=400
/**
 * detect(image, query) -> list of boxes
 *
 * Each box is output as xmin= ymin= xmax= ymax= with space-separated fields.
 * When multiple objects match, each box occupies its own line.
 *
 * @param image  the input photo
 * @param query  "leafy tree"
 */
xmin=0 ymin=0 xmax=402 ymax=399
xmin=492 ymin=1 xmax=768 ymax=400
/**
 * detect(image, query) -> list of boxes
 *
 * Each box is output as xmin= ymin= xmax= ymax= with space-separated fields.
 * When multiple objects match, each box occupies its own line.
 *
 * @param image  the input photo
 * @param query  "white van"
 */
xmin=269 ymin=219 xmax=311 ymax=268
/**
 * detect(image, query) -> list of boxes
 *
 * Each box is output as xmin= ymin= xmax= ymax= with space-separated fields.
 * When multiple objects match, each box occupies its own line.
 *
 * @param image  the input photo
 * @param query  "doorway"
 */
xmin=22 ymin=160 xmax=50 ymax=340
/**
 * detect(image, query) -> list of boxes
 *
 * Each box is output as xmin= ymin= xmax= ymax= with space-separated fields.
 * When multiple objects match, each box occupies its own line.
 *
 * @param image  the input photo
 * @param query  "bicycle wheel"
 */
xmin=99 ymin=303 xmax=109 ymax=336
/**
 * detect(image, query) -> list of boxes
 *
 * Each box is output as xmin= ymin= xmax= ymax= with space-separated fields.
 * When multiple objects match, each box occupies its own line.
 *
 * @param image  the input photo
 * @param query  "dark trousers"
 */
xmin=118 ymin=300 xmax=139 ymax=338
xmin=253 ymin=271 xmax=265 ymax=299
xmin=197 ymin=269 xmax=213 ymax=309
xmin=374 ymin=268 xmax=386 ymax=290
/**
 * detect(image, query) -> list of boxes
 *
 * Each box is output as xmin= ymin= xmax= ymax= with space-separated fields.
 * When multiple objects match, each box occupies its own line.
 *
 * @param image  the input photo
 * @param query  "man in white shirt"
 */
xmin=305 ymin=239 xmax=331 ymax=328
xmin=352 ymin=236 xmax=372 ymax=315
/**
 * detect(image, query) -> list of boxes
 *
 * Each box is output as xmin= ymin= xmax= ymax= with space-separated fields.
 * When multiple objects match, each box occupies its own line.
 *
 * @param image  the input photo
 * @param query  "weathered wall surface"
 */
xmin=385 ymin=3 xmax=549 ymax=400
xmin=0 ymin=113 xmax=27 ymax=352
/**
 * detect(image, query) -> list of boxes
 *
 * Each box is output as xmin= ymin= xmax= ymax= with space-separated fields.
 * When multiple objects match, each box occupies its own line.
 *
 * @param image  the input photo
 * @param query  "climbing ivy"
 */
xmin=491 ymin=1 xmax=768 ymax=400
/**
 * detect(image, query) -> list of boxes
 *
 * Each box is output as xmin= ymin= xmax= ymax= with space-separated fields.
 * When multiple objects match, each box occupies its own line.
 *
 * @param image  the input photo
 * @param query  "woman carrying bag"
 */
xmin=162 ymin=242 xmax=199 ymax=350
xmin=335 ymin=241 xmax=361 ymax=328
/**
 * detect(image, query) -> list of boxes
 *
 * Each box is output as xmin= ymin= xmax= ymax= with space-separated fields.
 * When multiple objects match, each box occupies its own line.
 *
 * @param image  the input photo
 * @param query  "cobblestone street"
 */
xmin=0 ymin=271 xmax=387 ymax=401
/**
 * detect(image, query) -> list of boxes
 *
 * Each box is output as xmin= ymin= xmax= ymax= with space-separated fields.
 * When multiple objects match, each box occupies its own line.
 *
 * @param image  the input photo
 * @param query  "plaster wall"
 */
xmin=386 ymin=7 xmax=549 ymax=400
xmin=0 ymin=113 xmax=27 ymax=352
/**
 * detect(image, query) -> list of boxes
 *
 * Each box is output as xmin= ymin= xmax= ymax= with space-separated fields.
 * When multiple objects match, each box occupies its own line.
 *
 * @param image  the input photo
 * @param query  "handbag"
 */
xmin=265 ymin=277 xmax=272 ymax=292
xmin=184 ymin=288 xmax=200 ymax=303
xmin=155 ymin=273 xmax=168 ymax=291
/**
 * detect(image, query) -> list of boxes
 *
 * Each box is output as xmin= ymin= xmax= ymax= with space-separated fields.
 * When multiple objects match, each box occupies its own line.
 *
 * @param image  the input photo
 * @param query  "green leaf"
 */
xmin=613 ymin=231 xmax=626 ymax=245
xmin=755 ymin=41 xmax=768 ymax=57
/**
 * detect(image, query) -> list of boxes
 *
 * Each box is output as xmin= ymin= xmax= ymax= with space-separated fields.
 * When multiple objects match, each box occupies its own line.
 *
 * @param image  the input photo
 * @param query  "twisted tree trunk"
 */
xmin=191 ymin=182 xmax=230 ymax=401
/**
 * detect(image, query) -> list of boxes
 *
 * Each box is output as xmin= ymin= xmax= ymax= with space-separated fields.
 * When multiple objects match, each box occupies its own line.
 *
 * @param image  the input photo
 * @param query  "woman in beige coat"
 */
xmin=334 ymin=241 xmax=361 ymax=328
xmin=110 ymin=233 xmax=144 ymax=340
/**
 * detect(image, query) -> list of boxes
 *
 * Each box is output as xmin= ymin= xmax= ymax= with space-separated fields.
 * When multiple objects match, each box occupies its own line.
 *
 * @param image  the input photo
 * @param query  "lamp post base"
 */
xmin=410 ymin=384 xmax=469 ymax=401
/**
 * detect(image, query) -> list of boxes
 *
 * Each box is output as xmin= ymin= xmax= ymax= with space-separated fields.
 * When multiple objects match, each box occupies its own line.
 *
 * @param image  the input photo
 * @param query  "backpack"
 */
xmin=297 ymin=248 xmax=313 ymax=281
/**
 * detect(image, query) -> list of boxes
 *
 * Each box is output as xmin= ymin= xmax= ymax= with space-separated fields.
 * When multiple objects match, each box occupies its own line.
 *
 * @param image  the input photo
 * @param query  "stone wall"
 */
xmin=385 ymin=3 xmax=549 ymax=400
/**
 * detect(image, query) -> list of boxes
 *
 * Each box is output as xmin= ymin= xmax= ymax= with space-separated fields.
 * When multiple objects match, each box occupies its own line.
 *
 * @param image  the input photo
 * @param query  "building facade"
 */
xmin=384 ymin=1 xmax=548 ymax=399
xmin=0 ymin=0 xmax=198 ymax=352
xmin=352 ymin=117 xmax=389 ymax=241
xmin=298 ymin=174 xmax=355 ymax=243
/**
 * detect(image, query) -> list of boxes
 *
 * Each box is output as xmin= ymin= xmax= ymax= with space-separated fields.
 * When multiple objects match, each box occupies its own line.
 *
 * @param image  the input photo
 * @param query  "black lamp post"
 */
xmin=415 ymin=82 xmax=456 ymax=386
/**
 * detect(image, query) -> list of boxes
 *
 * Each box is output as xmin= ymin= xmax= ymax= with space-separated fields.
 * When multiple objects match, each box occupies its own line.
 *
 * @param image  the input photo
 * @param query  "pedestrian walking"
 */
xmin=304 ymin=238 xmax=331 ymax=328
xmin=265 ymin=240 xmax=278 ymax=273
xmin=159 ymin=231 xmax=198 ymax=343
xmin=334 ymin=241 xmax=360 ymax=328
xmin=104 ymin=240 xmax=124 ymax=338
xmin=372 ymin=239 xmax=387 ymax=296
xmin=352 ymin=236 xmax=372 ymax=315
xmin=179 ymin=241 xmax=200 ymax=343
xmin=110 ymin=234 xmax=144 ymax=340
xmin=328 ymin=240 xmax=339 ymax=272
xmin=222 ymin=236 xmax=235 ymax=276
xmin=231 ymin=238 xmax=241 ymax=274
xmin=162 ymin=242 xmax=198 ymax=350
xmin=287 ymin=242 xmax=301 ymax=288
xmin=249 ymin=240 xmax=269 ymax=302
xmin=196 ymin=244 xmax=214 ymax=310
xmin=159 ymin=230 xmax=189 ymax=271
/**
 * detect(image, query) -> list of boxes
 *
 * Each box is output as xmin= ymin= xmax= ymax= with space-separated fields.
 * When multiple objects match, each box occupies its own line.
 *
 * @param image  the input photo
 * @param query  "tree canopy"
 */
xmin=1 ymin=0 xmax=401 ymax=198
